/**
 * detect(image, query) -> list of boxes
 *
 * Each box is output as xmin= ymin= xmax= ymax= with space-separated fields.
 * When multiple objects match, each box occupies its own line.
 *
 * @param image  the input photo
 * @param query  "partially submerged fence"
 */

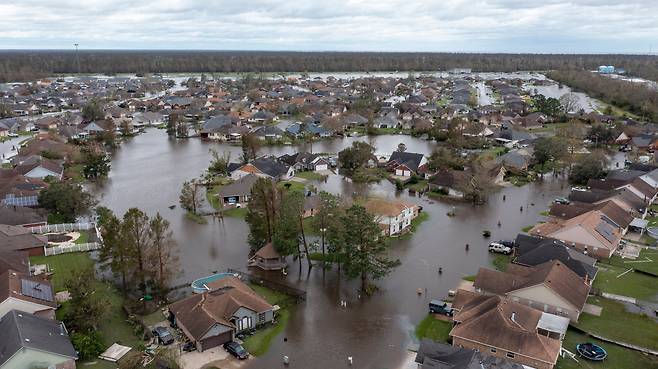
xmin=30 ymin=222 xmax=95 ymax=234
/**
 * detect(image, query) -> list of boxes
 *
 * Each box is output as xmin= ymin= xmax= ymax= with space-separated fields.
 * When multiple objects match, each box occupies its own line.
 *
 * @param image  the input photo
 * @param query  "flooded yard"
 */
xmin=90 ymin=129 xmax=570 ymax=369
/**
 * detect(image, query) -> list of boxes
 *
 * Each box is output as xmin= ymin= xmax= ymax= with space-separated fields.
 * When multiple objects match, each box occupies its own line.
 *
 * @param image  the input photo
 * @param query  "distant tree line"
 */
xmin=548 ymin=70 xmax=658 ymax=121
xmin=1 ymin=50 xmax=657 ymax=82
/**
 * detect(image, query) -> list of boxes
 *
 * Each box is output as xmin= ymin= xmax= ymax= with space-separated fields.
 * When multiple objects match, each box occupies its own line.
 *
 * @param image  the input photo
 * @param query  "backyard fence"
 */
xmin=30 ymin=222 xmax=95 ymax=234
xmin=227 ymin=268 xmax=307 ymax=301
xmin=44 ymin=242 xmax=102 ymax=256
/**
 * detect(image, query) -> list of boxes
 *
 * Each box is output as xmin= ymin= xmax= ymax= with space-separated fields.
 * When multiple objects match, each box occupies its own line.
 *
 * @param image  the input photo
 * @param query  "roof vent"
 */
xmin=24 ymin=338 xmax=30 ymax=342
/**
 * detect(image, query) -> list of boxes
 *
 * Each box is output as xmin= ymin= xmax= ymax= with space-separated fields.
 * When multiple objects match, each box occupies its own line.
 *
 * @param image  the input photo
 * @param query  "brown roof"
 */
xmin=628 ymin=177 xmax=657 ymax=200
xmin=363 ymin=198 xmax=416 ymax=217
xmin=473 ymin=261 xmax=590 ymax=310
xmin=169 ymin=276 xmax=272 ymax=341
xmin=0 ymin=251 xmax=29 ymax=275
xmin=0 ymin=205 xmax=46 ymax=226
xmin=0 ymin=224 xmax=47 ymax=252
xmin=0 ymin=270 xmax=57 ymax=308
xmin=450 ymin=291 xmax=561 ymax=365
xmin=549 ymin=200 xmax=633 ymax=229
xmin=254 ymin=242 xmax=281 ymax=259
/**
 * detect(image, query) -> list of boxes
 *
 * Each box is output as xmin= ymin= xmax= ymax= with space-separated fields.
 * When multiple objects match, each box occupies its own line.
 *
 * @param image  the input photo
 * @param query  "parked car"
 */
xmin=224 ymin=341 xmax=249 ymax=360
xmin=488 ymin=242 xmax=512 ymax=255
xmin=152 ymin=326 xmax=174 ymax=345
xmin=554 ymin=197 xmax=570 ymax=205
xmin=498 ymin=240 xmax=515 ymax=248
xmin=182 ymin=341 xmax=197 ymax=352
xmin=429 ymin=299 xmax=454 ymax=316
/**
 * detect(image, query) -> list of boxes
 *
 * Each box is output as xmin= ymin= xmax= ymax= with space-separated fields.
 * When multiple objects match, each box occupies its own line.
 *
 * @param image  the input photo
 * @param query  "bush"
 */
xmin=71 ymin=331 xmax=104 ymax=360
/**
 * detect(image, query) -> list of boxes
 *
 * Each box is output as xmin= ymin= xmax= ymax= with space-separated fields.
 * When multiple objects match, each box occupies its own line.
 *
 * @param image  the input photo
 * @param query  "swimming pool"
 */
xmin=190 ymin=272 xmax=236 ymax=293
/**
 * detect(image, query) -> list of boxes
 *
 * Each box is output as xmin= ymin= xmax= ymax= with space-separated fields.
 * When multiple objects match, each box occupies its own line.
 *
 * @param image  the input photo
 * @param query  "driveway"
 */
xmin=179 ymin=346 xmax=250 ymax=369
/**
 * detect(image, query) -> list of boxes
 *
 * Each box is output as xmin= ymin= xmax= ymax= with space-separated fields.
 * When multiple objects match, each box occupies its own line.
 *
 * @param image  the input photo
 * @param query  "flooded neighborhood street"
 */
xmin=91 ymin=129 xmax=568 ymax=369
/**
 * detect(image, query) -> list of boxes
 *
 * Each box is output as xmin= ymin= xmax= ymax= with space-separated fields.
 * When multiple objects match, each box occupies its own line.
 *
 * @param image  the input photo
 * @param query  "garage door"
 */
xmin=200 ymin=331 xmax=232 ymax=351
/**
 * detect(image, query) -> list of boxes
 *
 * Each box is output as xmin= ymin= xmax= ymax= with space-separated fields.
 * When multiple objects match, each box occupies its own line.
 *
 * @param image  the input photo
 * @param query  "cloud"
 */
xmin=0 ymin=0 xmax=657 ymax=53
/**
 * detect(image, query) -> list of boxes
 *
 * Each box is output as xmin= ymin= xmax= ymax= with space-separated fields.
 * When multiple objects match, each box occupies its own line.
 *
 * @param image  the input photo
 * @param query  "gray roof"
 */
xmin=218 ymin=174 xmax=260 ymax=197
xmin=415 ymin=340 xmax=524 ymax=369
xmin=388 ymin=151 xmax=424 ymax=172
xmin=514 ymin=234 xmax=598 ymax=280
xmin=251 ymin=158 xmax=290 ymax=178
xmin=0 ymin=310 xmax=77 ymax=366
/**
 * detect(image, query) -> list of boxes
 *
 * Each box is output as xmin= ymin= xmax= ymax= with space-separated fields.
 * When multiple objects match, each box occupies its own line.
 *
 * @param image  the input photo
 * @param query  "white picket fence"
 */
xmin=30 ymin=222 xmax=95 ymax=234
xmin=44 ymin=242 xmax=102 ymax=256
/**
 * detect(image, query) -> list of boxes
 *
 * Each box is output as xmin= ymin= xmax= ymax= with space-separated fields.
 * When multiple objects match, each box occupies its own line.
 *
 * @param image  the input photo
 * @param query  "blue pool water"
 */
xmin=190 ymin=272 xmax=235 ymax=293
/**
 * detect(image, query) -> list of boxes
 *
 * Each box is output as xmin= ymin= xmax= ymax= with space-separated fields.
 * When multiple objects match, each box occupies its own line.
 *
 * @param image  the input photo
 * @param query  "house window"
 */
xmin=490 ymin=348 xmax=497 ymax=353
xmin=506 ymin=352 xmax=515 ymax=358
xmin=238 ymin=316 xmax=252 ymax=331
xmin=258 ymin=313 xmax=266 ymax=324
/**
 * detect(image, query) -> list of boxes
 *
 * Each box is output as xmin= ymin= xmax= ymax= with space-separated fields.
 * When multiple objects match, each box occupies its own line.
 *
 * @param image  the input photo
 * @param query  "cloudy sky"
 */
xmin=2 ymin=0 xmax=658 ymax=53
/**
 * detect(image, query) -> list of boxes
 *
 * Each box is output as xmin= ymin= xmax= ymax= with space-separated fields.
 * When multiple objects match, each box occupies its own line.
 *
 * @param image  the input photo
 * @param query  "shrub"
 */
xmin=71 ymin=331 xmax=104 ymax=360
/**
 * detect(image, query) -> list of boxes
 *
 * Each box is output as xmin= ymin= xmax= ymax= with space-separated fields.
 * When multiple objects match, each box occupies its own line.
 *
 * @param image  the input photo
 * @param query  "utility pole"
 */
xmin=74 ymin=43 xmax=81 ymax=74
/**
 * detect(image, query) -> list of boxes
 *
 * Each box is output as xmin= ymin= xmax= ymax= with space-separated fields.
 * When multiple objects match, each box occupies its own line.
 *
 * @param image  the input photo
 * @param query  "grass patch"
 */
xmin=492 ymin=254 xmax=511 ymax=271
xmin=556 ymin=328 xmax=658 ymax=369
xmin=351 ymin=167 xmax=388 ymax=183
xmin=278 ymin=180 xmax=306 ymax=192
xmin=309 ymin=252 xmax=346 ymax=264
xmin=30 ymin=252 xmax=95 ymax=291
xmin=593 ymin=256 xmax=658 ymax=302
xmin=242 ymin=284 xmax=295 ymax=356
xmin=47 ymin=213 xmax=69 ymax=224
xmin=295 ymin=171 xmax=325 ymax=181
xmin=222 ymin=207 xmax=248 ymax=218
xmin=574 ymin=297 xmax=658 ymax=351
xmin=521 ymin=225 xmax=534 ymax=233
xmin=74 ymin=230 xmax=90 ymax=244
xmin=462 ymin=275 xmax=476 ymax=282
xmin=415 ymin=315 xmax=452 ymax=343
xmin=64 ymin=163 xmax=85 ymax=182
xmin=540 ymin=210 xmax=550 ymax=216
xmin=141 ymin=309 xmax=166 ymax=328
xmin=302 ymin=216 xmax=318 ymax=236
xmin=185 ymin=211 xmax=208 ymax=224
xmin=405 ymin=179 xmax=428 ymax=192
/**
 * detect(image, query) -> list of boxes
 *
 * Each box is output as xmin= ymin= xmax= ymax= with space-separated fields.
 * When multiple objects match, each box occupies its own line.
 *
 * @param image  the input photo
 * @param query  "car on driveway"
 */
xmin=429 ymin=299 xmax=454 ymax=316
xmin=224 ymin=341 xmax=249 ymax=360
xmin=152 ymin=326 xmax=174 ymax=345
xmin=554 ymin=197 xmax=570 ymax=205
xmin=488 ymin=242 xmax=513 ymax=255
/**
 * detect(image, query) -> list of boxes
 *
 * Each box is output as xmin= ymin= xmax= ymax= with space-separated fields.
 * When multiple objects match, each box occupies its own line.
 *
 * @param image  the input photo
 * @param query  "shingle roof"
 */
xmin=388 ymin=151 xmax=424 ymax=172
xmin=217 ymin=175 xmax=260 ymax=198
xmin=514 ymin=234 xmax=598 ymax=280
xmin=0 ymin=310 xmax=77 ymax=366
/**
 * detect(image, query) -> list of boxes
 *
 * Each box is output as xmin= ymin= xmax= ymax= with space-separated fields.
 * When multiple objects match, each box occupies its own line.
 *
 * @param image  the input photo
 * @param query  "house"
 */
xmin=0 ymin=172 xmax=47 ymax=207
xmin=200 ymin=115 xmax=233 ymax=140
xmin=428 ymin=169 xmax=468 ymax=197
xmin=0 ymin=224 xmax=48 ymax=256
xmin=495 ymin=150 xmax=532 ymax=172
xmin=473 ymin=260 xmax=591 ymax=322
xmin=248 ymin=242 xmax=287 ymax=271
xmin=0 ymin=205 xmax=46 ymax=227
xmin=363 ymin=198 xmax=420 ymax=236
xmin=253 ymin=126 xmax=284 ymax=141
xmin=0 ymin=270 xmax=56 ymax=319
xmin=514 ymin=234 xmax=598 ymax=282
xmin=342 ymin=113 xmax=368 ymax=128
xmin=14 ymin=158 xmax=64 ymax=180
xmin=168 ymin=276 xmax=274 ymax=351
xmin=0 ymin=310 xmax=77 ymax=369
xmin=278 ymin=152 xmax=330 ymax=172
xmin=386 ymin=151 xmax=425 ymax=177
xmin=80 ymin=120 xmax=114 ymax=135
xmin=450 ymin=290 xmax=565 ymax=369
xmin=229 ymin=158 xmax=294 ymax=181
xmin=216 ymin=175 xmax=260 ymax=208
xmin=529 ymin=208 xmax=623 ymax=259
xmin=415 ymin=339 xmax=524 ymax=369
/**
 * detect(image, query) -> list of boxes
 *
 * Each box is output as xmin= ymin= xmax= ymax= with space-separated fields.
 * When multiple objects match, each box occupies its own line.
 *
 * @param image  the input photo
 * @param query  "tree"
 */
xmin=532 ymin=137 xmax=567 ymax=177
xmin=71 ymin=331 xmax=104 ymax=360
xmin=341 ymin=205 xmax=400 ymax=293
xmin=122 ymin=208 xmax=153 ymax=298
xmin=241 ymin=133 xmax=260 ymax=163
xmin=559 ymin=93 xmax=580 ymax=114
xmin=245 ymin=178 xmax=280 ymax=249
xmin=338 ymin=141 xmax=375 ymax=172
xmin=120 ymin=120 xmax=132 ymax=136
xmin=272 ymin=191 xmax=305 ymax=267
xmin=312 ymin=192 xmax=343 ymax=259
xmin=569 ymin=152 xmax=608 ymax=185
xmin=208 ymin=149 xmax=231 ymax=177
xmin=149 ymin=213 xmax=179 ymax=295
xmin=456 ymin=162 xmax=495 ymax=204
xmin=533 ymin=94 xmax=563 ymax=116
xmin=82 ymin=150 xmax=111 ymax=180
xmin=97 ymin=207 xmax=133 ymax=295
xmin=38 ymin=182 xmax=96 ymax=222
xmin=82 ymin=98 xmax=104 ymax=121
xmin=179 ymin=180 xmax=200 ymax=214
xmin=64 ymin=268 xmax=108 ymax=332
xmin=0 ymin=103 xmax=13 ymax=118
xmin=176 ymin=120 xmax=188 ymax=138
xmin=167 ymin=113 xmax=179 ymax=137
xmin=427 ymin=147 xmax=463 ymax=171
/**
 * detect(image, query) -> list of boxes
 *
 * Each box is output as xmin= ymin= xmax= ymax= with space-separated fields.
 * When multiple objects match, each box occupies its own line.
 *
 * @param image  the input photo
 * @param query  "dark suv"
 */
xmin=152 ymin=326 xmax=174 ymax=345
xmin=224 ymin=341 xmax=249 ymax=359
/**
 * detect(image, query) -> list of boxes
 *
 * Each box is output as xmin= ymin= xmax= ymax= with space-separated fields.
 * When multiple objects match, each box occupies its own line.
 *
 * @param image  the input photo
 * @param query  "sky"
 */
xmin=1 ymin=0 xmax=658 ymax=53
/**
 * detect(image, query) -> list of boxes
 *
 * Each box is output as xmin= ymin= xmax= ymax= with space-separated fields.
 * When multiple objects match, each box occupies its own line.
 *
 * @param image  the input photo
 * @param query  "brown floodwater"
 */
xmin=90 ymin=129 xmax=568 ymax=369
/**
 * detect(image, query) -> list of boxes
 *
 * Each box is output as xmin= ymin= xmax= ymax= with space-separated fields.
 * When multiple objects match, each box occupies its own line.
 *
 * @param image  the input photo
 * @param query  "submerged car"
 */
xmin=152 ymin=326 xmax=174 ymax=345
xmin=429 ymin=299 xmax=454 ymax=316
xmin=554 ymin=197 xmax=570 ymax=205
xmin=224 ymin=341 xmax=249 ymax=360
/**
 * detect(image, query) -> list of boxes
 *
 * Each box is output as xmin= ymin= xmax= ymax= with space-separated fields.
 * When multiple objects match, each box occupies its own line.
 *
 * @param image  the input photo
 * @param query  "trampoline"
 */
xmin=576 ymin=342 xmax=607 ymax=361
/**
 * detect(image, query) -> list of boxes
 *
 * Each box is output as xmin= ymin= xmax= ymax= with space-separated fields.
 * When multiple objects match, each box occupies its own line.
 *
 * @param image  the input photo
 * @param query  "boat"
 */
xmin=576 ymin=343 xmax=607 ymax=361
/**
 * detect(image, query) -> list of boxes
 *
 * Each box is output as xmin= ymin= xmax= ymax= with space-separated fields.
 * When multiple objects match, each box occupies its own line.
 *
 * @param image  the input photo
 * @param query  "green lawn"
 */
xmin=405 ymin=179 xmax=428 ymax=192
xmin=521 ymin=225 xmax=534 ymax=233
xmin=623 ymin=248 xmax=658 ymax=275
xmin=65 ymin=163 xmax=85 ymax=182
xmin=574 ymin=297 xmax=658 ymax=351
xmin=30 ymin=252 xmax=95 ymax=291
xmin=75 ymin=230 xmax=90 ymax=244
xmin=556 ymin=329 xmax=658 ymax=369
xmin=185 ymin=211 xmax=208 ymax=224
xmin=278 ymin=180 xmax=306 ymax=192
xmin=222 ymin=207 xmax=248 ymax=218
xmin=415 ymin=315 xmax=452 ymax=343
xmin=47 ymin=213 xmax=69 ymax=224
xmin=141 ymin=309 xmax=167 ymax=328
xmin=593 ymin=257 xmax=658 ymax=302
xmin=295 ymin=171 xmax=326 ymax=181
xmin=242 ymin=284 xmax=295 ymax=356
xmin=492 ymin=254 xmax=511 ymax=271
